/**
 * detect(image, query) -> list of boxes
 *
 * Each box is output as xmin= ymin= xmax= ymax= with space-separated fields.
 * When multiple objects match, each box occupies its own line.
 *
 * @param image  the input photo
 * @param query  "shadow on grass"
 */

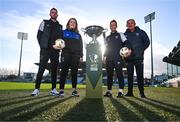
xmin=110 ymin=97 xmax=141 ymax=121
xmin=9 ymin=96 xmax=72 ymax=121
xmin=146 ymin=97 xmax=180 ymax=110
xmin=59 ymin=98 xmax=107 ymax=121
xmin=123 ymin=97 xmax=166 ymax=121
xmin=0 ymin=95 xmax=57 ymax=121
xmin=0 ymin=95 xmax=49 ymax=107
xmin=134 ymin=97 xmax=180 ymax=117
xmin=0 ymin=95 xmax=31 ymax=102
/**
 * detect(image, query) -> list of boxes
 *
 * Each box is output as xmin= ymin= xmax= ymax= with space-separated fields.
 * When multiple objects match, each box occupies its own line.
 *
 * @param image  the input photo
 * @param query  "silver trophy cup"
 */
xmin=81 ymin=25 xmax=107 ymax=44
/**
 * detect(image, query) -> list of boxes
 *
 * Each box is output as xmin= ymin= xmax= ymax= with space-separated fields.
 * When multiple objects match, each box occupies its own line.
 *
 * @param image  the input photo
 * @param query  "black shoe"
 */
xmin=72 ymin=90 xmax=79 ymax=97
xmin=59 ymin=90 xmax=65 ymax=97
xmin=117 ymin=92 xmax=123 ymax=98
xmin=104 ymin=91 xmax=112 ymax=97
xmin=140 ymin=93 xmax=146 ymax=98
xmin=125 ymin=93 xmax=134 ymax=97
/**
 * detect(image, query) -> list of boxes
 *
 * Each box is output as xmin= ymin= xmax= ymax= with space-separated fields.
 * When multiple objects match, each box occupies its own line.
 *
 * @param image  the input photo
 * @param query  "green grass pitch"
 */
xmin=0 ymin=82 xmax=180 ymax=121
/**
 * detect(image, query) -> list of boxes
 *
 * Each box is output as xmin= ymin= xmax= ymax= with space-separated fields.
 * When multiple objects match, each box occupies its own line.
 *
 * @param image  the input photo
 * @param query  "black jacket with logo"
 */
xmin=104 ymin=31 xmax=124 ymax=61
xmin=124 ymin=27 xmax=150 ymax=61
xmin=37 ymin=19 xmax=63 ymax=49
xmin=62 ymin=29 xmax=83 ymax=57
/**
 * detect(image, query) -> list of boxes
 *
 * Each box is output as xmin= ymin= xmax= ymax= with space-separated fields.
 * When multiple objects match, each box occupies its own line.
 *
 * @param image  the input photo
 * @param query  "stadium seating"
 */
xmin=163 ymin=40 xmax=180 ymax=66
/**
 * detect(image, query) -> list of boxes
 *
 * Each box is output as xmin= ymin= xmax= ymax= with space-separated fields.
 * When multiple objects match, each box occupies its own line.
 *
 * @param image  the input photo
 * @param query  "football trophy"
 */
xmin=81 ymin=25 xmax=107 ymax=98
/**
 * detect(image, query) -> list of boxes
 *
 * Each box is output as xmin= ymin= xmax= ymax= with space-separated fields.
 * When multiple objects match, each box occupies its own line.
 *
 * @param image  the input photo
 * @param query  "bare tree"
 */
xmin=0 ymin=68 xmax=18 ymax=76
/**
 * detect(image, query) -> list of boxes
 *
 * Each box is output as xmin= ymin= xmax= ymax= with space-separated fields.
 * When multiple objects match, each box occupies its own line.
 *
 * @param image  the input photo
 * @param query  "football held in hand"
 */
xmin=55 ymin=39 xmax=65 ymax=49
xmin=120 ymin=47 xmax=131 ymax=58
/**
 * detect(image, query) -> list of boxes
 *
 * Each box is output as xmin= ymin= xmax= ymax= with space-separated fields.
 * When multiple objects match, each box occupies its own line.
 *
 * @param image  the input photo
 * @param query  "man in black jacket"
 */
xmin=31 ymin=8 xmax=63 ymax=96
xmin=124 ymin=19 xmax=150 ymax=98
xmin=103 ymin=20 xmax=127 ymax=97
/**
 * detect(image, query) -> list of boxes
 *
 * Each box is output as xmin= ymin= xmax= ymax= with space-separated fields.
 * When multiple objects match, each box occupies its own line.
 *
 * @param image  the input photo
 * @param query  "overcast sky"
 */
xmin=0 ymin=0 xmax=180 ymax=78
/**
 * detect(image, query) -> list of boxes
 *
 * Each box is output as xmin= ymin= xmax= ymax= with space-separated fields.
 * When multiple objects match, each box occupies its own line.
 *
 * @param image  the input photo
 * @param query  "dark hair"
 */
xmin=127 ymin=19 xmax=135 ymax=23
xmin=110 ymin=19 xmax=117 ymax=26
xmin=66 ymin=18 xmax=79 ymax=32
xmin=50 ymin=8 xmax=58 ymax=13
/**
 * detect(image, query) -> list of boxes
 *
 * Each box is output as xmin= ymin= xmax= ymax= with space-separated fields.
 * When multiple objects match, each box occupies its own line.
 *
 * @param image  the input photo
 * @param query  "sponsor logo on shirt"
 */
xmin=115 ymin=35 xmax=119 ymax=39
xmin=136 ymin=33 xmax=139 ymax=36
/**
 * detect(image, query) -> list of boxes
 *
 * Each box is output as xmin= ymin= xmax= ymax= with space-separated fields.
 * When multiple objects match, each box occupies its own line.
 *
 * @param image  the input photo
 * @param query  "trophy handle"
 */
xmin=102 ymin=28 xmax=108 ymax=33
xmin=102 ymin=30 xmax=107 ymax=43
xmin=81 ymin=28 xmax=86 ymax=32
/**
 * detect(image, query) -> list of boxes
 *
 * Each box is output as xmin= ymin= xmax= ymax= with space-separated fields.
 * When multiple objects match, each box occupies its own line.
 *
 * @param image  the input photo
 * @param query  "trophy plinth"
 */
xmin=81 ymin=25 xmax=107 ymax=99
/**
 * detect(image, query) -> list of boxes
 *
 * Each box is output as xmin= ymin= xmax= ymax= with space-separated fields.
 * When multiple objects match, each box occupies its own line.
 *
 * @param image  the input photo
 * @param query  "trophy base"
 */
xmin=86 ymin=74 xmax=102 ymax=98
xmin=86 ymin=43 xmax=102 ymax=99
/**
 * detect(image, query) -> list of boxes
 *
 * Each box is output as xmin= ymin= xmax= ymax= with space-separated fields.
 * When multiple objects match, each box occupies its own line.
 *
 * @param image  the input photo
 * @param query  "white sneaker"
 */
xmin=50 ymin=88 xmax=59 ymax=96
xmin=31 ymin=89 xmax=39 ymax=96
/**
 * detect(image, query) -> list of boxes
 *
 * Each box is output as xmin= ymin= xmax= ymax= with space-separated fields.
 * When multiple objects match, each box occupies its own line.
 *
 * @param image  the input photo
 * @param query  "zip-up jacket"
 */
xmin=62 ymin=29 xmax=83 ymax=57
xmin=104 ymin=31 xmax=127 ymax=61
xmin=124 ymin=27 xmax=150 ymax=61
xmin=37 ymin=19 xmax=63 ymax=49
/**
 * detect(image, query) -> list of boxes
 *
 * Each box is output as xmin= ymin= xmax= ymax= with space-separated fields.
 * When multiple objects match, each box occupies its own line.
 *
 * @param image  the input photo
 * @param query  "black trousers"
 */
xmin=127 ymin=60 xmax=144 ymax=94
xmin=60 ymin=53 xmax=80 ymax=89
xmin=106 ymin=60 xmax=124 ymax=90
xmin=35 ymin=49 xmax=59 ymax=90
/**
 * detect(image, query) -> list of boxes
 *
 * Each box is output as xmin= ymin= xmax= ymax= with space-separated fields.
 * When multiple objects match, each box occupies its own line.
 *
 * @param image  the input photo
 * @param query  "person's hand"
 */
xmin=126 ymin=49 xmax=132 ymax=58
xmin=53 ymin=44 xmax=61 ymax=50
xmin=80 ymin=57 xmax=83 ymax=63
xmin=102 ymin=56 xmax=106 ymax=65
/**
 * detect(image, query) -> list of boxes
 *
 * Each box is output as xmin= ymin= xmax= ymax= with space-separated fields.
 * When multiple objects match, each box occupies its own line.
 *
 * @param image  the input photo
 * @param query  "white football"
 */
xmin=120 ymin=47 xmax=131 ymax=58
xmin=55 ymin=39 xmax=65 ymax=49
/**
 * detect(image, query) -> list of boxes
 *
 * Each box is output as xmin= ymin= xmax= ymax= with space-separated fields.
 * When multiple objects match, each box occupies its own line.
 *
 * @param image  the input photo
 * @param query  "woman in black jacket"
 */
xmin=59 ymin=18 xmax=83 ymax=97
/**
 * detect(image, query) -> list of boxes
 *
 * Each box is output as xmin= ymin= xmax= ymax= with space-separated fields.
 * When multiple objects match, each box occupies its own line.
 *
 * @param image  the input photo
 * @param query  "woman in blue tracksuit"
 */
xmin=59 ymin=18 xmax=83 ymax=97
xmin=124 ymin=19 xmax=150 ymax=98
